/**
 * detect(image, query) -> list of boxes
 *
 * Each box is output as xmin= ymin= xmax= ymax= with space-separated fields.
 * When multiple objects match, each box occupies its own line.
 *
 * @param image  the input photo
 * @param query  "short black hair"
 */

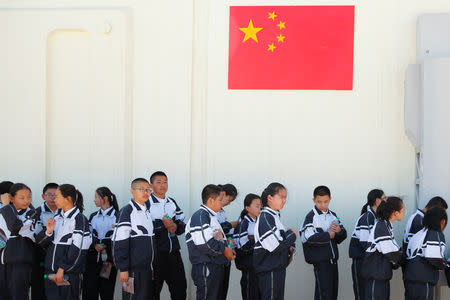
xmin=43 ymin=183 xmax=59 ymax=194
xmin=201 ymin=184 xmax=221 ymax=204
xmin=425 ymin=196 xmax=448 ymax=210
xmin=9 ymin=183 xmax=31 ymax=197
xmin=0 ymin=181 xmax=14 ymax=194
xmin=313 ymin=186 xmax=331 ymax=198
xmin=218 ymin=184 xmax=238 ymax=198
xmin=423 ymin=206 xmax=447 ymax=231
xmin=150 ymin=171 xmax=167 ymax=183
xmin=131 ymin=178 xmax=149 ymax=188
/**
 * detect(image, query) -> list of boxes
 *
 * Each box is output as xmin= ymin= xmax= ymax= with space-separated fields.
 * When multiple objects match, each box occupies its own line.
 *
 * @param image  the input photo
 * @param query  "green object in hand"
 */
xmin=165 ymin=215 xmax=171 ymax=219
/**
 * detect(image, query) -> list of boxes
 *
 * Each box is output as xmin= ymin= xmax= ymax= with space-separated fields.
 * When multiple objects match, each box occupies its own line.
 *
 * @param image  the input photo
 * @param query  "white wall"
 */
xmin=1 ymin=0 xmax=450 ymax=299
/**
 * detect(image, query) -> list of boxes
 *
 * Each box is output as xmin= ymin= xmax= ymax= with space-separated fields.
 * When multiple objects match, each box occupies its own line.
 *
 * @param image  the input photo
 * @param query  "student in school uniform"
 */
xmin=217 ymin=183 xmax=238 ymax=300
xmin=403 ymin=196 xmax=448 ymax=253
xmin=0 ymin=183 xmax=39 ymax=300
xmin=148 ymin=171 xmax=187 ymax=300
xmin=36 ymin=184 xmax=92 ymax=300
xmin=254 ymin=182 xmax=297 ymax=300
xmin=404 ymin=207 xmax=448 ymax=300
xmin=0 ymin=180 xmax=13 ymax=296
xmin=349 ymin=189 xmax=386 ymax=300
xmin=113 ymin=178 xmax=156 ymax=300
xmin=361 ymin=197 xmax=405 ymax=300
xmin=185 ymin=184 xmax=235 ymax=300
xmin=301 ymin=185 xmax=347 ymax=300
xmin=234 ymin=193 xmax=262 ymax=300
xmin=83 ymin=186 xmax=119 ymax=300
xmin=32 ymin=182 xmax=59 ymax=300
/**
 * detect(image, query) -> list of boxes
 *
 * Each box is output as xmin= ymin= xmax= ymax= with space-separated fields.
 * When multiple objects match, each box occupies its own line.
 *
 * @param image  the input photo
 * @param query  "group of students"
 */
xmin=0 ymin=176 xmax=450 ymax=300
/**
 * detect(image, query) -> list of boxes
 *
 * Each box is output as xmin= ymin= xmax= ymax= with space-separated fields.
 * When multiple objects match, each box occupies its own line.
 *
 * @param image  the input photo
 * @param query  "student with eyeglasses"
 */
xmin=32 ymin=183 xmax=59 ymax=300
xmin=113 ymin=178 xmax=156 ymax=300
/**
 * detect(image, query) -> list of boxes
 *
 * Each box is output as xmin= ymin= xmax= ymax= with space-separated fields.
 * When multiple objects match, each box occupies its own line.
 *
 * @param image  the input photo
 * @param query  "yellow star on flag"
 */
xmin=277 ymin=34 xmax=285 ymax=43
xmin=268 ymin=11 xmax=277 ymax=21
xmin=239 ymin=20 xmax=263 ymax=43
xmin=268 ymin=43 xmax=276 ymax=52
xmin=277 ymin=21 xmax=286 ymax=30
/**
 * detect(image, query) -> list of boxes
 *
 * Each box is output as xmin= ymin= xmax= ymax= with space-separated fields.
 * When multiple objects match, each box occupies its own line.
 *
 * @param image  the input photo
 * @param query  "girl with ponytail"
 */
xmin=349 ymin=189 xmax=386 ymax=300
xmin=361 ymin=197 xmax=405 ymax=300
xmin=36 ymin=184 xmax=92 ymax=300
xmin=234 ymin=193 xmax=262 ymax=300
xmin=83 ymin=187 xmax=119 ymax=300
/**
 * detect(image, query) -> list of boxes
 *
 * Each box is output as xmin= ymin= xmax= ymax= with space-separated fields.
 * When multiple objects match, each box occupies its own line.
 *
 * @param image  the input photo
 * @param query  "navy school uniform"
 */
xmin=301 ymin=206 xmax=347 ymax=300
xmin=217 ymin=208 xmax=232 ymax=300
xmin=234 ymin=215 xmax=260 ymax=300
xmin=83 ymin=206 xmax=118 ymax=300
xmin=254 ymin=207 xmax=296 ymax=300
xmin=35 ymin=206 xmax=92 ymax=300
xmin=185 ymin=204 xmax=228 ymax=300
xmin=112 ymin=199 xmax=155 ymax=300
xmin=361 ymin=220 xmax=402 ymax=300
xmin=0 ymin=204 xmax=39 ymax=300
xmin=32 ymin=203 xmax=58 ymax=300
xmin=404 ymin=228 xmax=447 ymax=300
xmin=149 ymin=194 xmax=187 ymax=300
xmin=348 ymin=207 xmax=376 ymax=300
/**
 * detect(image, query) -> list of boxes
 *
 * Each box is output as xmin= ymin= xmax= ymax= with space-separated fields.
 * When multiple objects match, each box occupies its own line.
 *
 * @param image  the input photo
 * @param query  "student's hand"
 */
xmin=214 ymin=230 xmax=224 ymax=242
xmin=248 ymin=235 xmax=254 ymax=240
xmin=46 ymin=218 xmax=56 ymax=235
xmin=54 ymin=268 xmax=65 ymax=283
xmin=230 ymin=221 xmax=239 ymax=228
xmin=0 ymin=193 xmax=11 ymax=206
xmin=120 ymin=271 xmax=129 ymax=282
xmin=94 ymin=244 xmax=105 ymax=253
xmin=162 ymin=216 xmax=173 ymax=228
xmin=328 ymin=228 xmax=336 ymax=239
xmin=331 ymin=222 xmax=341 ymax=233
xmin=223 ymin=247 xmax=235 ymax=261
xmin=167 ymin=222 xmax=177 ymax=234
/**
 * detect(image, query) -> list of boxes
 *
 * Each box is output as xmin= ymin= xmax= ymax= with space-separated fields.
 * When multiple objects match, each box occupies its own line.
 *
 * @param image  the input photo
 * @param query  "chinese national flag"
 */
xmin=228 ymin=6 xmax=355 ymax=90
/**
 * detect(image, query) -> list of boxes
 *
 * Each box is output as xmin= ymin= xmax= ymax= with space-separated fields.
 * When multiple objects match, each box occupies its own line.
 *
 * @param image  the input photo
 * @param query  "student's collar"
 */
xmin=313 ymin=205 xmax=329 ymax=215
xmin=386 ymin=220 xmax=393 ymax=229
xmin=150 ymin=193 xmax=167 ymax=204
xmin=418 ymin=209 xmax=425 ymax=217
xmin=200 ymin=204 xmax=217 ymax=216
xmin=100 ymin=206 xmax=114 ymax=216
xmin=63 ymin=206 xmax=78 ymax=219
xmin=263 ymin=206 xmax=278 ymax=216
xmin=131 ymin=199 xmax=150 ymax=211
xmin=369 ymin=207 xmax=376 ymax=218
xmin=244 ymin=215 xmax=256 ymax=222
xmin=17 ymin=208 xmax=28 ymax=215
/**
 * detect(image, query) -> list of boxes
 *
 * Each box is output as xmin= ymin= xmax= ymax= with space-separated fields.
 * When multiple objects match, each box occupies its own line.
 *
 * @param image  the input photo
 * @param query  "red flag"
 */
xmin=228 ymin=6 xmax=355 ymax=90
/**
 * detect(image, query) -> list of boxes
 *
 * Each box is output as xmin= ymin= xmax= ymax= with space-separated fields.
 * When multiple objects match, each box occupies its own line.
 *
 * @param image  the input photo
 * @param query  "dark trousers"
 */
xmin=122 ymin=270 xmax=153 ymax=300
xmin=351 ymin=258 xmax=365 ymax=300
xmin=404 ymin=281 xmax=434 ymax=300
xmin=257 ymin=268 xmax=286 ymax=300
xmin=364 ymin=279 xmax=390 ymax=300
xmin=45 ymin=273 xmax=81 ymax=300
xmin=313 ymin=260 xmax=339 ymax=300
xmin=240 ymin=268 xmax=260 ymax=300
xmin=152 ymin=250 xmax=187 ymax=300
xmin=82 ymin=261 xmax=117 ymax=300
xmin=5 ymin=263 xmax=32 ymax=300
xmin=191 ymin=263 xmax=224 ymax=300
xmin=0 ymin=263 xmax=7 ymax=300
xmin=31 ymin=246 xmax=46 ymax=300
xmin=218 ymin=263 xmax=230 ymax=300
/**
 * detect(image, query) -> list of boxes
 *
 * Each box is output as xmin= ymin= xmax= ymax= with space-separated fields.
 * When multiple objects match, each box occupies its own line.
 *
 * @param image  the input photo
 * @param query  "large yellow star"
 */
xmin=277 ymin=34 xmax=285 ymax=43
xmin=239 ymin=20 xmax=263 ymax=43
xmin=268 ymin=43 xmax=276 ymax=52
xmin=268 ymin=11 xmax=277 ymax=21
xmin=277 ymin=21 xmax=286 ymax=30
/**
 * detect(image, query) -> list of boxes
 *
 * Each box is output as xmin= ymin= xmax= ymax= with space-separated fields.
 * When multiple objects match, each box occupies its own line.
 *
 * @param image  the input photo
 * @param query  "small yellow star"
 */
xmin=277 ymin=21 xmax=286 ymax=30
xmin=268 ymin=43 xmax=276 ymax=52
xmin=277 ymin=34 xmax=285 ymax=43
xmin=239 ymin=20 xmax=263 ymax=43
xmin=268 ymin=11 xmax=277 ymax=21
